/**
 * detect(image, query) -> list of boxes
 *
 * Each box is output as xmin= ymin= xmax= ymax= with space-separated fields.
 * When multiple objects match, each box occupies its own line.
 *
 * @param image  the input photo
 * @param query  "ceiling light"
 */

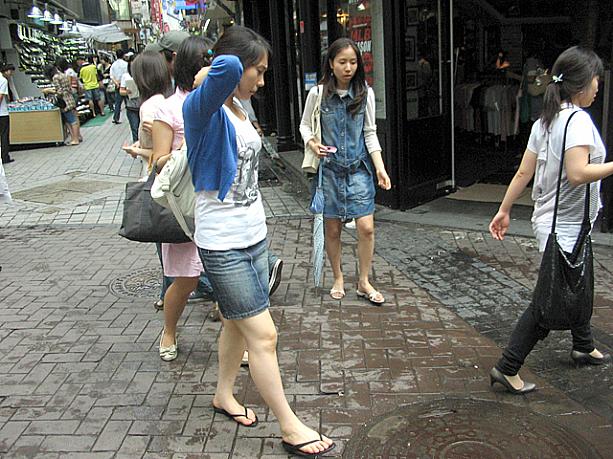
xmin=42 ymin=4 xmax=53 ymax=22
xmin=27 ymin=1 xmax=43 ymax=18
xmin=51 ymin=12 xmax=63 ymax=25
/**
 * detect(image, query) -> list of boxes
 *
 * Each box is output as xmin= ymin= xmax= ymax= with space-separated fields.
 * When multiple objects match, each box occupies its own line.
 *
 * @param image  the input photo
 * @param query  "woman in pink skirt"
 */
xmin=151 ymin=36 xmax=213 ymax=361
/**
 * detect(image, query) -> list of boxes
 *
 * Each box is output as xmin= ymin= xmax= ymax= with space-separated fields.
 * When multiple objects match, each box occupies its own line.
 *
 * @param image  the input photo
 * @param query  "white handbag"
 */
xmin=301 ymin=85 xmax=323 ymax=174
xmin=150 ymin=144 xmax=196 ymax=240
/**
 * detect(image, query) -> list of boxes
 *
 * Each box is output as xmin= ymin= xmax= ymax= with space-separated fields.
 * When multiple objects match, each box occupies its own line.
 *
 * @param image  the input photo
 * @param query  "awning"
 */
xmin=72 ymin=23 xmax=130 ymax=44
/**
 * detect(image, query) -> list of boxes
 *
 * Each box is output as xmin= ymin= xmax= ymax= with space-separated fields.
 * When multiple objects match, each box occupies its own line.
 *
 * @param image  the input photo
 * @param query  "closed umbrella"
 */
xmin=311 ymin=163 xmax=325 ymax=287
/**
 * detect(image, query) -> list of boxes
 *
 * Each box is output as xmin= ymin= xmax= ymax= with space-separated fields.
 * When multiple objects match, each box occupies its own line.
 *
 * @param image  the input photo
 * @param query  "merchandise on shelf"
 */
xmin=12 ymin=23 xmax=92 ymax=93
xmin=8 ymin=97 xmax=57 ymax=112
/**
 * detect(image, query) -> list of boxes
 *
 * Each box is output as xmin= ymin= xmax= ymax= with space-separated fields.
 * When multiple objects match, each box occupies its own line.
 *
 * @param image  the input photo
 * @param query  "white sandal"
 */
xmin=159 ymin=329 xmax=178 ymax=361
xmin=356 ymin=289 xmax=385 ymax=305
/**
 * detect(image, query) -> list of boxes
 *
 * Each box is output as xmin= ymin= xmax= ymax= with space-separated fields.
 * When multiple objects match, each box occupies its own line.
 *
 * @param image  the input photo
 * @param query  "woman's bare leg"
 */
xmin=221 ymin=310 xmax=332 ymax=454
xmin=161 ymin=276 xmax=198 ymax=346
xmin=325 ymin=218 xmax=343 ymax=292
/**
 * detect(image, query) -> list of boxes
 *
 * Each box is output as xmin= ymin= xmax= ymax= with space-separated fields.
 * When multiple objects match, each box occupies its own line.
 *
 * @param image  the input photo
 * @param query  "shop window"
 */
xmin=405 ymin=0 xmax=441 ymax=119
xmin=323 ymin=0 xmax=386 ymax=118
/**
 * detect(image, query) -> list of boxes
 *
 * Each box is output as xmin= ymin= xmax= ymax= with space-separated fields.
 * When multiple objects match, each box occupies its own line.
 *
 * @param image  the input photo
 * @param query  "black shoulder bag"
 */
xmin=118 ymin=170 xmax=192 ymax=244
xmin=532 ymin=111 xmax=594 ymax=330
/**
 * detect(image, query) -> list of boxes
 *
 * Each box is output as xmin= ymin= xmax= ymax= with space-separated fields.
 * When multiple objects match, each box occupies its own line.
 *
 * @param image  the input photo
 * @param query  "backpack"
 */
xmin=150 ymin=144 xmax=196 ymax=240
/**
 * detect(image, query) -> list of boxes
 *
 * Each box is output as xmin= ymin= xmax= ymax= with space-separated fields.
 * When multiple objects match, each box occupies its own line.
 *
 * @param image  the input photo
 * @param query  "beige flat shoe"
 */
xmin=330 ymin=288 xmax=345 ymax=300
xmin=357 ymin=289 xmax=385 ymax=305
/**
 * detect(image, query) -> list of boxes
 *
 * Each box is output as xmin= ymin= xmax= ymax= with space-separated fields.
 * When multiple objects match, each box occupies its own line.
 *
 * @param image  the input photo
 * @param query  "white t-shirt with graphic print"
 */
xmin=194 ymin=98 xmax=266 ymax=251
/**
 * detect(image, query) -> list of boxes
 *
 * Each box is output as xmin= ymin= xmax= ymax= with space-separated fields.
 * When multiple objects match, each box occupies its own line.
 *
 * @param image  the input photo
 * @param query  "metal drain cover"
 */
xmin=109 ymin=267 xmax=161 ymax=299
xmin=342 ymin=398 xmax=601 ymax=458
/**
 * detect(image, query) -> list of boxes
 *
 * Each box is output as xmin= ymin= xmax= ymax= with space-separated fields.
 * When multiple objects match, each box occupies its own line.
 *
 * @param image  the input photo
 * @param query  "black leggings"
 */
xmin=496 ymin=302 xmax=594 ymax=376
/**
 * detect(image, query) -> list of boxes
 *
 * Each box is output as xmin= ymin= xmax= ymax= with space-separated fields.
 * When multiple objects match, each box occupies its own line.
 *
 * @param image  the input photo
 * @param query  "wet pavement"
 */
xmin=0 ymin=117 xmax=612 ymax=457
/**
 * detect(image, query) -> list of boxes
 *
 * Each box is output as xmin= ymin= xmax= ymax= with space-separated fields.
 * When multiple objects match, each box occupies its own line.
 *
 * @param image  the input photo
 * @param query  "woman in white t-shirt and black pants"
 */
xmin=489 ymin=46 xmax=612 ymax=394
xmin=183 ymin=27 xmax=335 ymax=458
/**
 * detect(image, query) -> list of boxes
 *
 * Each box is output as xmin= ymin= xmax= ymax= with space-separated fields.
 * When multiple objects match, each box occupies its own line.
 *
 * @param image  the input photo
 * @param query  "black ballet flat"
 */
xmin=570 ymin=350 xmax=611 ymax=366
xmin=489 ymin=367 xmax=536 ymax=395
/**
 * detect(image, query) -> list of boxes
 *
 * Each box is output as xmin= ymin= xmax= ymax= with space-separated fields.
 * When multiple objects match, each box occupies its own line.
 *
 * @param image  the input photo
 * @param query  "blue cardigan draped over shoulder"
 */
xmin=183 ymin=55 xmax=243 ymax=201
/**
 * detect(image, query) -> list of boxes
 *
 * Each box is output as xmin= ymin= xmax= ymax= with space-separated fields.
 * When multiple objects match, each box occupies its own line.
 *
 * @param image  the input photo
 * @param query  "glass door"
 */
xmin=400 ymin=0 xmax=453 ymax=206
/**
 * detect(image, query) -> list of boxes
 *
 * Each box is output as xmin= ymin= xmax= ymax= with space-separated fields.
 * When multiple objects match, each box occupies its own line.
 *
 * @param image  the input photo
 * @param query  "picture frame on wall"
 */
xmin=406 ymin=36 xmax=415 ymax=61
xmin=406 ymin=70 xmax=417 ymax=89
xmin=406 ymin=7 xmax=419 ymax=25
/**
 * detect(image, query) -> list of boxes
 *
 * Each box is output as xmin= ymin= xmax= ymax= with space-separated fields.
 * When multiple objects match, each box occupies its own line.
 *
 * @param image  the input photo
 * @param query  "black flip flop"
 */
xmin=212 ymin=405 xmax=259 ymax=428
xmin=281 ymin=434 xmax=336 ymax=458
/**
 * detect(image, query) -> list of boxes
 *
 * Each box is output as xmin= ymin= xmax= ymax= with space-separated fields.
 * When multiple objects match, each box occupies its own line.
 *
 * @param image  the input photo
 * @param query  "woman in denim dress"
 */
xmin=300 ymin=38 xmax=391 ymax=304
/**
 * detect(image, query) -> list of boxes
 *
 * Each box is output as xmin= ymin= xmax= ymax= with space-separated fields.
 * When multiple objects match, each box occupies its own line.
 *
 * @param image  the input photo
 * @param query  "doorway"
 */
xmin=396 ymin=0 xmax=454 ymax=207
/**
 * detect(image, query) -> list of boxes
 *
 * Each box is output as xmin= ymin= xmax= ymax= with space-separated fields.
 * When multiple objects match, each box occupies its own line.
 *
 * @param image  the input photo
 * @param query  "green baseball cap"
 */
xmin=145 ymin=30 xmax=191 ymax=53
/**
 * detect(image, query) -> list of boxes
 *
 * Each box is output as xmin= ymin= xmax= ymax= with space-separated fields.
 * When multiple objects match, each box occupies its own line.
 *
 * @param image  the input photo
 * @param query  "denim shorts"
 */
xmin=84 ymin=89 xmax=101 ymax=101
xmin=62 ymin=109 xmax=77 ymax=125
xmin=197 ymin=239 xmax=269 ymax=320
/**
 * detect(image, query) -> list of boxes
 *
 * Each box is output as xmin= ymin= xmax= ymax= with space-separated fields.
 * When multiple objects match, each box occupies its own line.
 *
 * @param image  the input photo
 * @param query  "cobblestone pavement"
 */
xmin=0 ymin=119 xmax=308 ymax=227
xmin=0 ymin=118 xmax=612 ymax=457
xmin=373 ymin=222 xmax=613 ymax=422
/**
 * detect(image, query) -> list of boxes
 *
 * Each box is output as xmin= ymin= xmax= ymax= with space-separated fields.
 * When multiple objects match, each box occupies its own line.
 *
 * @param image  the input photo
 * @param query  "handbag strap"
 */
xmin=317 ymin=158 xmax=324 ymax=188
xmin=551 ymin=110 xmax=590 ymax=233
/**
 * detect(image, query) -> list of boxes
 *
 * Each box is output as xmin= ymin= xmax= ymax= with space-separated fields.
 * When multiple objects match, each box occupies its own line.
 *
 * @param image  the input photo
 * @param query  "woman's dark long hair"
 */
xmin=44 ymin=64 xmax=58 ymax=81
xmin=319 ymin=38 xmax=367 ymax=117
xmin=55 ymin=57 xmax=70 ymax=73
xmin=212 ymin=25 xmax=272 ymax=70
xmin=174 ymin=36 xmax=214 ymax=92
xmin=541 ymin=46 xmax=603 ymax=131
xmin=131 ymin=51 xmax=172 ymax=101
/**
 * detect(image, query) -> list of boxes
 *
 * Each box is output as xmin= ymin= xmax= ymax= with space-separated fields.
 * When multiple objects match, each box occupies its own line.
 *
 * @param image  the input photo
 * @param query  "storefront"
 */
xmin=244 ymin=0 xmax=612 ymax=210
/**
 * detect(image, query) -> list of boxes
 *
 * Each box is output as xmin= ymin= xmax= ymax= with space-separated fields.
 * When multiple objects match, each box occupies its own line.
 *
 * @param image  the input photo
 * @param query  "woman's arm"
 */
xmin=489 ymin=149 xmax=537 ymax=240
xmin=151 ymin=120 xmax=174 ymax=164
xmin=364 ymin=88 xmax=382 ymax=154
xmin=565 ymin=146 xmax=613 ymax=187
xmin=183 ymin=55 xmax=243 ymax=135
xmin=369 ymin=151 xmax=391 ymax=190
xmin=299 ymin=87 xmax=327 ymax=157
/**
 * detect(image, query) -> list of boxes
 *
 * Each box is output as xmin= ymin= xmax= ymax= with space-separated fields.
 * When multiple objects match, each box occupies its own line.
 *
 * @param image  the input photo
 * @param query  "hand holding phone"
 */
xmin=319 ymin=145 xmax=337 ymax=154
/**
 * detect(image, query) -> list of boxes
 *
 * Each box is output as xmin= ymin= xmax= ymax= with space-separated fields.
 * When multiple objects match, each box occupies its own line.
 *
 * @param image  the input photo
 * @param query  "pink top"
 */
xmin=139 ymin=94 xmax=166 ymax=149
xmin=154 ymin=87 xmax=190 ymax=150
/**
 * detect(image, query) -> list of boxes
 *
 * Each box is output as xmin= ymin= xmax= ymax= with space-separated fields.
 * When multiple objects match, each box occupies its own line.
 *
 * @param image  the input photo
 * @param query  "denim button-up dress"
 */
xmin=317 ymin=88 xmax=375 ymax=220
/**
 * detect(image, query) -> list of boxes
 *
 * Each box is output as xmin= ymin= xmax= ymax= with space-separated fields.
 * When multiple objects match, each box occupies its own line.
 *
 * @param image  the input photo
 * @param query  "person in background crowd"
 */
xmin=1 ymin=63 xmax=19 ymax=102
xmin=488 ymin=46 xmax=612 ymax=395
xmin=150 ymin=36 xmax=215 ymax=362
xmin=57 ymin=58 xmax=83 ymax=143
xmin=110 ymin=49 xmax=130 ymax=124
xmin=119 ymin=54 xmax=140 ymax=142
xmin=145 ymin=30 xmax=191 ymax=77
xmin=78 ymin=55 xmax=105 ymax=118
xmin=0 ymin=63 xmax=15 ymax=164
xmin=43 ymin=64 xmax=81 ymax=146
xmin=184 ymin=26 xmax=334 ymax=458
xmin=122 ymin=51 xmax=172 ymax=177
xmin=300 ymin=38 xmax=392 ymax=305
xmin=99 ymin=56 xmax=114 ymax=109
xmin=59 ymin=58 xmax=80 ymax=105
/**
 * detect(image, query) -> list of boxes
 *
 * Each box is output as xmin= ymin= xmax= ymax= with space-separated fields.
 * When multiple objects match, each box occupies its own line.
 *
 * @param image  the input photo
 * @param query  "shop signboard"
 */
xmin=348 ymin=10 xmax=373 ymax=86
xmin=304 ymin=72 xmax=317 ymax=91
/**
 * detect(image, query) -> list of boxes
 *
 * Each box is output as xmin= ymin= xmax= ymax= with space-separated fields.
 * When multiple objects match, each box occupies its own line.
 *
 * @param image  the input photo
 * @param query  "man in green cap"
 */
xmin=144 ymin=30 xmax=190 ymax=75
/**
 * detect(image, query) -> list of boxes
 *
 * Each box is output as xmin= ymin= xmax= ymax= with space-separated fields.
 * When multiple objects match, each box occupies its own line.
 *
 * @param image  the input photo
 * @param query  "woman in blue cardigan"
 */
xmin=183 ymin=26 xmax=335 ymax=458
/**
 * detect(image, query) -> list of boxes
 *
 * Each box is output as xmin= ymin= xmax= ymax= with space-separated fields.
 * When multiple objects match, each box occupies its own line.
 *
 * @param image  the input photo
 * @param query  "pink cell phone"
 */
xmin=320 ymin=145 xmax=337 ymax=153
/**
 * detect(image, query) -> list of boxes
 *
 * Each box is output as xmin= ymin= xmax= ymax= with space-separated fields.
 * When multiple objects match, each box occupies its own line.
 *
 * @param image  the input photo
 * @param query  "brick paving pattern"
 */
xmin=0 ymin=117 xmax=611 ymax=457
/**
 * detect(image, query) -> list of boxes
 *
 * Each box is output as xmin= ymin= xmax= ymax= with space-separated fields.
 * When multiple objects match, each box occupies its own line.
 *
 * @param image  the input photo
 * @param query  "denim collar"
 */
xmin=335 ymin=84 xmax=355 ymax=100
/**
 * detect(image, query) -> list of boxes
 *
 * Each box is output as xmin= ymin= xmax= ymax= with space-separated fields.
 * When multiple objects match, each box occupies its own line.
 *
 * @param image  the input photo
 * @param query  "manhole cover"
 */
xmin=12 ymin=179 xmax=120 ymax=205
xmin=342 ymin=398 xmax=601 ymax=459
xmin=109 ymin=267 xmax=161 ymax=299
